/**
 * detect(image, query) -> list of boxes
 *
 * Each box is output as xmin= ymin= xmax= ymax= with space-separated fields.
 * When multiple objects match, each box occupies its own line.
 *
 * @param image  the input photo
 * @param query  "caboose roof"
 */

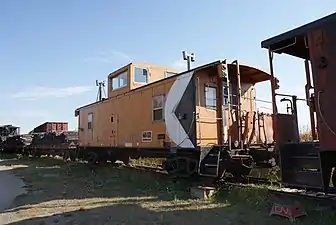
xmin=74 ymin=60 xmax=272 ymax=112
xmin=261 ymin=12 xmax=336 ymax=59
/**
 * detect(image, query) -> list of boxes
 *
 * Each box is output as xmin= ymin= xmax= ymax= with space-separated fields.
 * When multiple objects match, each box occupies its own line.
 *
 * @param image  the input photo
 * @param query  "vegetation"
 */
xmin=1 ymin=156 xmax=335 ymax=224
xmin=1 ymin=127 xmax=333 ymax=224
xmin=299 ymin=125 xmax=314 ymax=141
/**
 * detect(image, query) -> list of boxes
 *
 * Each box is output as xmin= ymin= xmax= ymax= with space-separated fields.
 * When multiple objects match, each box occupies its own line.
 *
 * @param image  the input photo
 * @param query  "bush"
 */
xmin=299 ymin=125 xmax=314 ymax=141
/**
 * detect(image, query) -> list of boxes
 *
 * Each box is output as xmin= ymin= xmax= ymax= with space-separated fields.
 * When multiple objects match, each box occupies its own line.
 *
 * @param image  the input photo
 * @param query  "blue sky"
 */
xmin=0 ymin=0 xmax=335 ymax=133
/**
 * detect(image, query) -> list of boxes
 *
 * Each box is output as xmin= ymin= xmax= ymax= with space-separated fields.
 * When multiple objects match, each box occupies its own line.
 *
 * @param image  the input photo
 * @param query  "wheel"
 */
xmin=87 ymin=151 xmax=98 ymax=164
xmin=163 ymin=157 xmax=198 ymax=178
xmin=122 ymin=156 xmax=130 ymax=165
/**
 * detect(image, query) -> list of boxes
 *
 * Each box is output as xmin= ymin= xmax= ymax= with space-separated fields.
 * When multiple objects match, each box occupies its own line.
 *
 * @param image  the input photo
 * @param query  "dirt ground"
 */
xmin=0 ymin=156 xmax=336 ymax=225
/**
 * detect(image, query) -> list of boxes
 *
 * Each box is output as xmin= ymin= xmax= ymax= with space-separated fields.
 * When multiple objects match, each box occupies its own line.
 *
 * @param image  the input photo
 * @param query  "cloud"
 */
xmin=11 ymin=86 xmax=93 ymax=100
xmin=84 ymin=50 xmax=132 ymax=64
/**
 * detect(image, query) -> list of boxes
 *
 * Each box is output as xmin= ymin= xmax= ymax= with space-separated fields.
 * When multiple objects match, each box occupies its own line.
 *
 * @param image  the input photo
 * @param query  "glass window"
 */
xmin=153 ymin=95 xmax=165 ymax=121
xmin=112 ymin=77 xmax=119 ymax=90
xmin=119 ymin=72 xmax=128 ymax=87
xmin=223 ymin=82 xmax=234 ymax=106
xmin=205 ymin=87 xmax=217 ymax=110
xmin=134 ymin=67 xmax=148 ymax=83
xmin=111 ymin=71 xmax=128 ymax=90
xmin=165 ymin=72 xmax=176 ymax=78
xmin=88 ymin=113 xmax=93 ymax=130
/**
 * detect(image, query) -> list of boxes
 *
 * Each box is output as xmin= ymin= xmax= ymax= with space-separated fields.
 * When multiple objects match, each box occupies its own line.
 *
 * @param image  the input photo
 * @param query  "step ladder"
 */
xmin=280 ymin=142 xmax=325 ymax=190
xmin=199 ymin=146 xmax=222 ymax=177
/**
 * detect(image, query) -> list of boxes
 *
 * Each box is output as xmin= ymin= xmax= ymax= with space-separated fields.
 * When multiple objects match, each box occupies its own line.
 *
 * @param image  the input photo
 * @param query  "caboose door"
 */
xmin=110 ymin=113 xmax=118 ymax=146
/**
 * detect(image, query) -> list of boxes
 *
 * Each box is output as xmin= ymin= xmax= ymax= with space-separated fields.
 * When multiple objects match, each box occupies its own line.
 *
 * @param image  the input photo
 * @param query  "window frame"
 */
xmin=204 ymin=86 xmax=217 ymax=110
xmin=152 ymin=94 xmax=165 ymax=122
xmin=111 ymin=71 xmax=128 ymax=90
xmin=223 ymin=82 xmax=234 ymax=106
xmin=133 ymin=67 xmax=149 ymax=84
xmin=204 ymin=83 xmax=234 ymax=110
xmin=88 ymin=112 xmax=93 ymax=130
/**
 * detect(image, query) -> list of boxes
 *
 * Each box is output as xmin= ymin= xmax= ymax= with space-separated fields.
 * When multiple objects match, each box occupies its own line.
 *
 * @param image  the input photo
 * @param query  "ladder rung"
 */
xmin=199 ymin=173 xmax=218 ymax=177
xmin=205 ymin=164 xmax=218 ymax=167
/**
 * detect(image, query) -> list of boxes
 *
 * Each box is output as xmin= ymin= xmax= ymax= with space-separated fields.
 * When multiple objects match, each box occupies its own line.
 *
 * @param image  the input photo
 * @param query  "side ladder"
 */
xmin=199 ymin=146 xmax=222 ymax=177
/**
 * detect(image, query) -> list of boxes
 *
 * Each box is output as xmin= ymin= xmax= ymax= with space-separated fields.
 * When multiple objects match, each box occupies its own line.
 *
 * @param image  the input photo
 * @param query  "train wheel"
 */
xmin=163 ymin=157 xmax=198 ymax=178
xmin=87 ymin=152 xmax=98 ymax=164
xmin=122 ymin=156 xmax=130 ymax=166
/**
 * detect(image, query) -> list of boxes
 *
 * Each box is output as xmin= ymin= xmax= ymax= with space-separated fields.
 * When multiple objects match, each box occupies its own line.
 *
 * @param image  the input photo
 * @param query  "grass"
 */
xmin=131 ymin=157 xmax=165 ymax=167
xmin=0 ymin=155 xmax=335 ymax=225
xmin=299 ymin=125 xmax=314 ymax=141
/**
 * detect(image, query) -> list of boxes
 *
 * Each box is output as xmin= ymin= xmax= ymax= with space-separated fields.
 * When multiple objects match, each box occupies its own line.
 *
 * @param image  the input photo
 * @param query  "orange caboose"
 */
xmin=75 ymin=60 xmax=276 ymax=177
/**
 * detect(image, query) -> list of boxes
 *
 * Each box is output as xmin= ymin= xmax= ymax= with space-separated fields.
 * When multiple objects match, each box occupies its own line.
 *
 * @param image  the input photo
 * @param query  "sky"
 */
xmin=0 ymin=0 xmax=335 ymax=133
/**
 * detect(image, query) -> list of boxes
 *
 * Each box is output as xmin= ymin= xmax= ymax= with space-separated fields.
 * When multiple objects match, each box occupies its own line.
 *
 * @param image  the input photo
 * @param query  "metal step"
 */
xmin=199 ymin=173 xmax=218 ymax=177
xmin=204 ymin=164 xmax=218 ymax=167
xmin=199 ymin=146 xmax=222 ymax=177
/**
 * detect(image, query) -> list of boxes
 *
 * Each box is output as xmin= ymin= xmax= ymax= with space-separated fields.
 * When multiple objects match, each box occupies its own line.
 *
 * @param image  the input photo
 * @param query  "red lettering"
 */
xmin=274 ymin=205 xmax=290 ymax=216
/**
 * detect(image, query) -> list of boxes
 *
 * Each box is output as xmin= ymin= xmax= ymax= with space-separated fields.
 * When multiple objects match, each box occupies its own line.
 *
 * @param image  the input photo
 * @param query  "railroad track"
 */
xmin=124 ymin=163 xmax=167 ymax=175
xmin=123 ymin=163 xmax=336 ymax=204
xmin=268 ymin=187 xmax=336 ymax=204
xmin=6 ymin=153 xmax=336 ymax=204
xmin=224 ymin=181 xmax=336 ymax=204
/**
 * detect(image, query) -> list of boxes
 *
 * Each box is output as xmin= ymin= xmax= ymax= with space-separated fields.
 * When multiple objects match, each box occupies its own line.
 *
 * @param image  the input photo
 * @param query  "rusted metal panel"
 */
xmin=275 ymin=114 xmax=299 ymax=144
xmin=258 ymin=113 xmax=274 ymax=144
xmin=308 ymin=24 xmax=336 ymax=150
xmin=33 ymin=122 xmax=69 ymax=133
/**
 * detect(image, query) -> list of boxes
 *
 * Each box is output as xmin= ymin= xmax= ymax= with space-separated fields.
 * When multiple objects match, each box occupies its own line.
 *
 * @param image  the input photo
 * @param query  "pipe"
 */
xmin=304 ymin=60 xmax=317 ymax=140
xmin=280 ymin=98 xmax=293 ymax=114
xmin=268 ymin=49 xmax=277 ymax=141
xmin=226 ymin=64 xmax=232 ymax=149
xmin=232 ymin=60 xmax=243 ymax=148
xmin=216 ymin=64 xmax=224 ymax=146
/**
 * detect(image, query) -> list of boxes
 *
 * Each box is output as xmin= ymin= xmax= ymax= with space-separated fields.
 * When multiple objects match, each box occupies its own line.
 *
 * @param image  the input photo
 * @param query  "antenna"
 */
xmin=96 ymin=80 xmax=107 ymax=102
xmin=182 ymin=51 xmax=195 ymax=71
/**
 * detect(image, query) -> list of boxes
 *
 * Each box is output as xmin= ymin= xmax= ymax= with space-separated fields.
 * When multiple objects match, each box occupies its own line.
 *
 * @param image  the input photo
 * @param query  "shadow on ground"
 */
xmin=1 ymin=155 xmax=336 ymax=225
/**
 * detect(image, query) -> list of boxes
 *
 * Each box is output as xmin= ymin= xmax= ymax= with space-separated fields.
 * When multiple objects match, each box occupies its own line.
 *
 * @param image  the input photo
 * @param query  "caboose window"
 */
xmin=153 ymin=95 xmax=165 ymax=121
xmin=223 ymin=82 xmax=233 ymax=106
xmin=205 ymin=86 xmax=217 ymax=110
xmin=134 ymin=67 xmax=148 ymax=83
xmin=88 ymin=113 xmax=93 ymax=130
xmin=111 ymin=71 xmax=128 ymax=90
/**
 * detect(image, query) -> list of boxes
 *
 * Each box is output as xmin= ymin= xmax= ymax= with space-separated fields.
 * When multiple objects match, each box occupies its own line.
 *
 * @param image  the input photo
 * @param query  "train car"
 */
xmin=0 ymin=125 xmax=21 ymax=153
xmin=25 ymin=131 xmax=78 ymax=158
xmin=74 ymin=60 xmax=276 ymax=179
xmin=261 ymin=12 xmax=336 ymax=192
xmin=30 ymin=122 xmax=69 ymax=133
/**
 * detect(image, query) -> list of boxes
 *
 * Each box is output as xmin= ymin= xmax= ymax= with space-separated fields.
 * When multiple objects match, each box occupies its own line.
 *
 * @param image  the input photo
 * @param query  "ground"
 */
xmin=0 ymin=155 xmax=336 ymax=225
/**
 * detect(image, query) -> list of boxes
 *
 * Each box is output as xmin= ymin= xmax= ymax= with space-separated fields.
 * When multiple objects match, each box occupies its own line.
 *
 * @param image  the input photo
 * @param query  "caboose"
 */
xmin=262 ymin=12 xmax=336 ymax=192
xmin=75 ymin=60 xmax=276 ymax=179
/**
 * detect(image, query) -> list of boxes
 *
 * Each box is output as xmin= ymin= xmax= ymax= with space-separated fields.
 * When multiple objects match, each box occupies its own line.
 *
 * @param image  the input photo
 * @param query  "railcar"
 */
xmin=74 ymin=61 xmax=277 ymax=179
xmin=0 ymin=125 xmax=21 ymax=154
xmin=261 ymin=11 xmax=336 ymax=192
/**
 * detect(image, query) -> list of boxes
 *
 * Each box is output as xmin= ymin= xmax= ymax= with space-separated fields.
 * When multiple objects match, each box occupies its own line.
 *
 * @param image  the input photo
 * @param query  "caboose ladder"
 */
xmin=199 ymin=146 xmax=222 ymax=177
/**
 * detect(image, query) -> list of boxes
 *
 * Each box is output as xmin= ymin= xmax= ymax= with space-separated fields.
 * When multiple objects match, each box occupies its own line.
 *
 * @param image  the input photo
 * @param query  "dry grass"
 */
xmin=299 ymin=125 xmax=314 ymax=141
xmin=0 ymin=156 xmax=335 ymax=225
xmin=131 ymin=157 xmax=165 ymax=167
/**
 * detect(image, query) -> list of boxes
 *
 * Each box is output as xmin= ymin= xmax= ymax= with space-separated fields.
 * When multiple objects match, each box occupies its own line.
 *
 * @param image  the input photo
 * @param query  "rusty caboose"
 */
xmin=262 ymin=11 xmax=336 ymax=192
xmin=75 ymin=60 xmax=276 ymax=178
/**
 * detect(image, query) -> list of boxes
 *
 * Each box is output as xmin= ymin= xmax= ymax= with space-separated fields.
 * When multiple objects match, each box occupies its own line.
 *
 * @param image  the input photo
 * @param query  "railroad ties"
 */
xmin=269 ymin=187 xmax=336 ymax=203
